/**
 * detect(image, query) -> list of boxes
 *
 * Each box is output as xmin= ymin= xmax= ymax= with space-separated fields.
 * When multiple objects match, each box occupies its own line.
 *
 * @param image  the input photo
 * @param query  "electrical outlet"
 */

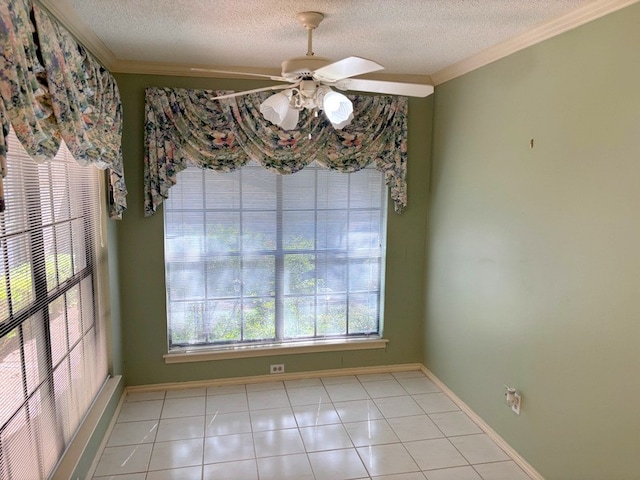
xmin=270 ymin=364 xmax=285 ymax=374
xmin=505 ymin=386 xmax=521 ymax=415
xmin=511 ymin=392 xmax=521 ymax=415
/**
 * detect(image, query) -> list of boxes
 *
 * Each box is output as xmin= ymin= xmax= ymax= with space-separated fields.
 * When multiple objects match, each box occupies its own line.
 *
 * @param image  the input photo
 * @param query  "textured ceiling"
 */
xmin=57 ymin=0 xmax=603 ymax=79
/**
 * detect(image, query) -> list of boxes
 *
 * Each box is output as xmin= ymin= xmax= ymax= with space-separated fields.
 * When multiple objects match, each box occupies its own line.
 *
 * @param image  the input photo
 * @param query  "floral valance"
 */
xmin=0 ymin=0 xmax=127 ymax=218
xmin=144 ymin=86 xmax=408 ymax=216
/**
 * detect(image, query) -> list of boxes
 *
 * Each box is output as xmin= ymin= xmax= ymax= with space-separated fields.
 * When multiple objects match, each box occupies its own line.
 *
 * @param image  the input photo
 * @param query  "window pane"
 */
xmin=242 ymin=298 xmax=275 ymax=340
xmin=0 ymin=326 xmax=25 ymax=427
xmin=0 ymin=407 xmax=41 ymax=479
xmin=55 ymin=223 xmax=74 ymax=285
xmin=169 ymin=301 xmax=205 ymax=345
xmin=206 ymin=212 xmax=240 ymax=253
xmin=243 ymin=255 xmax=275 ymax=297
xmin=206 ymin=257 xmax=241 ymax=297
xmin=283 ymin=211 xmax=315 ymax=251
xmin=208 ymin=299 xmax=241 ymax=342
xmin=241 ymin=168 xmax=276 ymax=210
xmin=6 ymin=234 xmax=34 ymax=313
xmin=284 ymin=254 xmax=315 ymax=295
xmin=49 ymin=295 xmax=68 ymax=367
xmin=349 ymin=259 xmax=381 ymax=292
xmin=164 ymin=163 xmax=386 ymax=349
xmin=205 ymin=168 xmax=240 ymax=210
xmin=317 ymin=295 xmax=347 ymax=336
xmin=349 ymin=293 xmax=379 ymax=334
xmin=242 ymin=212 xmax=276 ymax=251
xmin=283 ymin=167 xmax=315 ymax=210
xmin=317 ymin=211 xmax=347 ymax=250
xmin=170 ymin=168 xmax=204 ymax=209
xmin=284 ymin=296 xmax=315 ymax=338
xmin=349 ymin=211 xmax=382 ymax=251
xmin=317 ymin=254 xmax=347 ymax=294
xmin=22 ymin=314 xmax=47 ymax=396
xmin=167 ymin=262 xmax=205 ymax=300
xmin=67 ymin=286 xmax=82 ymax=347
xmin=349 ymin=168 xmax=383 ymax=209
xmin=317 ymin=169 xmax=348 ymax=210
xmin=71 ymin=218 xmax=87 ymax=274
xmin=80 ymin=277 xmax=95 ymax=334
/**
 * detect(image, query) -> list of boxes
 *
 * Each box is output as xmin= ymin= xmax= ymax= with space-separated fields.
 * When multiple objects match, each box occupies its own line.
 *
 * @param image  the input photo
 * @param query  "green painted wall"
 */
xmin=106 ymin=219 xmax=123 ymax=376
xmin=114 ymin=73 xmax=432 ymax=386
xmin=425 ymin=4 xmax=640 ymax=479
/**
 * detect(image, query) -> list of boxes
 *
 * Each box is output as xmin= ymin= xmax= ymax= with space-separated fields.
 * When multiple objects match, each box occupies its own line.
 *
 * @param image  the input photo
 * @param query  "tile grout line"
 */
xmin=94 ymin=371 xmax=533 ymax=479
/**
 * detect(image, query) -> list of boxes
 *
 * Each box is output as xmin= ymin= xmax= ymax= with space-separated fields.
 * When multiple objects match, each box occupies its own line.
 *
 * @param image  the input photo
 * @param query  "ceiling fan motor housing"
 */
xmin=281 ymin=56 xmax=332 ymax=81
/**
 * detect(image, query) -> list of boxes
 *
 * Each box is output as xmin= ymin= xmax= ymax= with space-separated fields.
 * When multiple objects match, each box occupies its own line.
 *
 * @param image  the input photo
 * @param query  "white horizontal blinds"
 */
xmin=0 ymin=129 xmax=106 ymax=479
xmin=164 ymin=160 xmax=386 ymax=349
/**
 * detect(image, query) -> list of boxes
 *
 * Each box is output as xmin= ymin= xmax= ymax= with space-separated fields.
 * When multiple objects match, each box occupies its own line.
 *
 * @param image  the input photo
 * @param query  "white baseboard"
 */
xmin=80 ymin=364 xmax=543 ymax=480
xmin=85 ymin=383 xmax=127 ymax=479
xmin=125 ymin=362 xmax=425 ymax=393
xmin=420 ymin=366 xmax=544 ymax=480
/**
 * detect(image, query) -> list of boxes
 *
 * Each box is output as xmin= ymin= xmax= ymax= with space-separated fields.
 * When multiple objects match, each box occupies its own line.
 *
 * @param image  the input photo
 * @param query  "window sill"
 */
xmin=163 ymin=337 xmax=389 ymax=364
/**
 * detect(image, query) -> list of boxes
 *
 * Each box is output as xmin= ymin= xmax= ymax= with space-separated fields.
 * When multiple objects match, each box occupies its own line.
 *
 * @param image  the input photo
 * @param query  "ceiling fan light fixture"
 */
xmin=320 ymin=89 xmax=353 ymax=129
xmin=328 ymin=112 xmax=354 ymax=130
xmin=279 ymin=102 xmax=300 ymax=130
xmin=260 ymin=91 xmax=299 ymax=130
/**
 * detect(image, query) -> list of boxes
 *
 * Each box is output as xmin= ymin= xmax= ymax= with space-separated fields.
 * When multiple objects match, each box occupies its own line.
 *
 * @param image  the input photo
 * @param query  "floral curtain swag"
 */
xmin=144 ymin=86 xmax=408 ymax=217
xmin=0 ymin=0 xmax=127 ymax=219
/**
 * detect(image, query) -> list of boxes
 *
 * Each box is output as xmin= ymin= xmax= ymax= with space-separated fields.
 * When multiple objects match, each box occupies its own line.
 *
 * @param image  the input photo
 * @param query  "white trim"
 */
xmin=420 ymin=366 xmax=545 ymax=480
xmin=36 ymin=0 xmax=117 ymax=69
xmin=431 ymin=0 xmax=640 ymax=85
xmin=51 ymin=375 xmax=123 ymax=480
xmin=127 ymin=363 xmax=424 ymax=393
xmin=96 ymin=365 xmax=541 ymax=478
xmin=85 ymin=385 xmax=128 ymax=480
xmin=163 ymin=337 xmax=389 ymax=363
xmin=38 ymin=0 xmax=638 ymax=86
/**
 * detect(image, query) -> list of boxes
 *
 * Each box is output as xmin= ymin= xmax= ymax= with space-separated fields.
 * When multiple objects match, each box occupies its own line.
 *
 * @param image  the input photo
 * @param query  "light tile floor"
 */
xmin=92 ymin=371 xmax=532 ymax=480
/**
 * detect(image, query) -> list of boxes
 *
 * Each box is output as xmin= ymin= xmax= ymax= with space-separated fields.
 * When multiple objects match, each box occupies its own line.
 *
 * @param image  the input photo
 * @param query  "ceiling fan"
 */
xmin=192 ymin=11 xmax=434 ymax=130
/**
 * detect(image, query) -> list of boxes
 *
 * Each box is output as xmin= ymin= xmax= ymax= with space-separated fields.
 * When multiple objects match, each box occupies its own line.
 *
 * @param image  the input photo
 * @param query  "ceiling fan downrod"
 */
xmin=296 ymin=11 xmax=324 ymax=57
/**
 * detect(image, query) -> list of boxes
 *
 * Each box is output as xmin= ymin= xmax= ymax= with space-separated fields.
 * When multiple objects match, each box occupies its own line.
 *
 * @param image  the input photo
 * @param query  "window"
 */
xmin=0 ymin=129 xmax=106 ymax=478
xmin=164 ymin=161 xmax=387 ymax=350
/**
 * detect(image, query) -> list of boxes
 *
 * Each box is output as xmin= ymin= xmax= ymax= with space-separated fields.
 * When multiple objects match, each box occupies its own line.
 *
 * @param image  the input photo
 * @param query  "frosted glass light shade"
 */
xmin=260 ymin=92 xmax=299 ymax=130
xmin=278 ymin=105 xmax=300 ymax=130
xmin=322 ymin=91 xmax=353 ymax=129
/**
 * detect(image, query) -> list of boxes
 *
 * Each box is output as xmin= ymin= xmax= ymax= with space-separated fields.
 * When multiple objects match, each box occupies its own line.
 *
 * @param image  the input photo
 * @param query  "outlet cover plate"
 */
xmin=512 ymin=392 xmax=521 ymax=415
xmin=270 ymin=364 xmax=285 ymax=374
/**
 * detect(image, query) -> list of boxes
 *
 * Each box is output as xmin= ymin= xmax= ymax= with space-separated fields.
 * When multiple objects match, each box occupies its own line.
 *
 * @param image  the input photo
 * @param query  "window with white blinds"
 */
xmin=0 ymin=129 xmax=107 ymax=479
xmin=164 ymin=161 xmax=387 ymax=350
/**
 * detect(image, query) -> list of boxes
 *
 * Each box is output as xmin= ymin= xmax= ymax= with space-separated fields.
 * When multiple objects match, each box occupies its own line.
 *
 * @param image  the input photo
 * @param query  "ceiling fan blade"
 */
xmin=191 ymin=67 xmax=288 ymax=82
xmin=210 ymin=82 xmax=301 ymax=100
xmin=335 ymin=78 xmax=434 ymax=97
xmin=313 ymin=56 xmax=384 ymax=82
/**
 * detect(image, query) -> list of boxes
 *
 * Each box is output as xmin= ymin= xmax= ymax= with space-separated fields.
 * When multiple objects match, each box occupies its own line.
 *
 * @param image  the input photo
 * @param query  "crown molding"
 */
xmin=431 ymin=0 xmax=640 ymax=85
xmin=37 ymin=0 xmax=117 ymax=69
xmin=39 ymin=0 xmax=637 ymax=87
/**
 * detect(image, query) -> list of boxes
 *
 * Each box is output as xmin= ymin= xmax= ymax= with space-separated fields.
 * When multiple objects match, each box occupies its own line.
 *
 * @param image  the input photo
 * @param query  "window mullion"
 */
xmin=275 ymin=175 xmax=284 ymax=341
xmin=345 ymin=173 xmax=351 ymax=334
xmin=239 ymin=169 xmax=245 ymax=342
xmin=314 ymin=167 xmax=318 ymax=338
xmin=26 ymin=165 xmax=55 ymax=478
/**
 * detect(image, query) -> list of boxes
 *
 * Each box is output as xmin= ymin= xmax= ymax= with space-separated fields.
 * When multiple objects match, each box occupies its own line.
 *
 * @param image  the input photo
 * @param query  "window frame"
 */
xmin=0 ymin=131 xmax=105 ymax=479
xmin=163 ymin=161 xmax=388 ymax=354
